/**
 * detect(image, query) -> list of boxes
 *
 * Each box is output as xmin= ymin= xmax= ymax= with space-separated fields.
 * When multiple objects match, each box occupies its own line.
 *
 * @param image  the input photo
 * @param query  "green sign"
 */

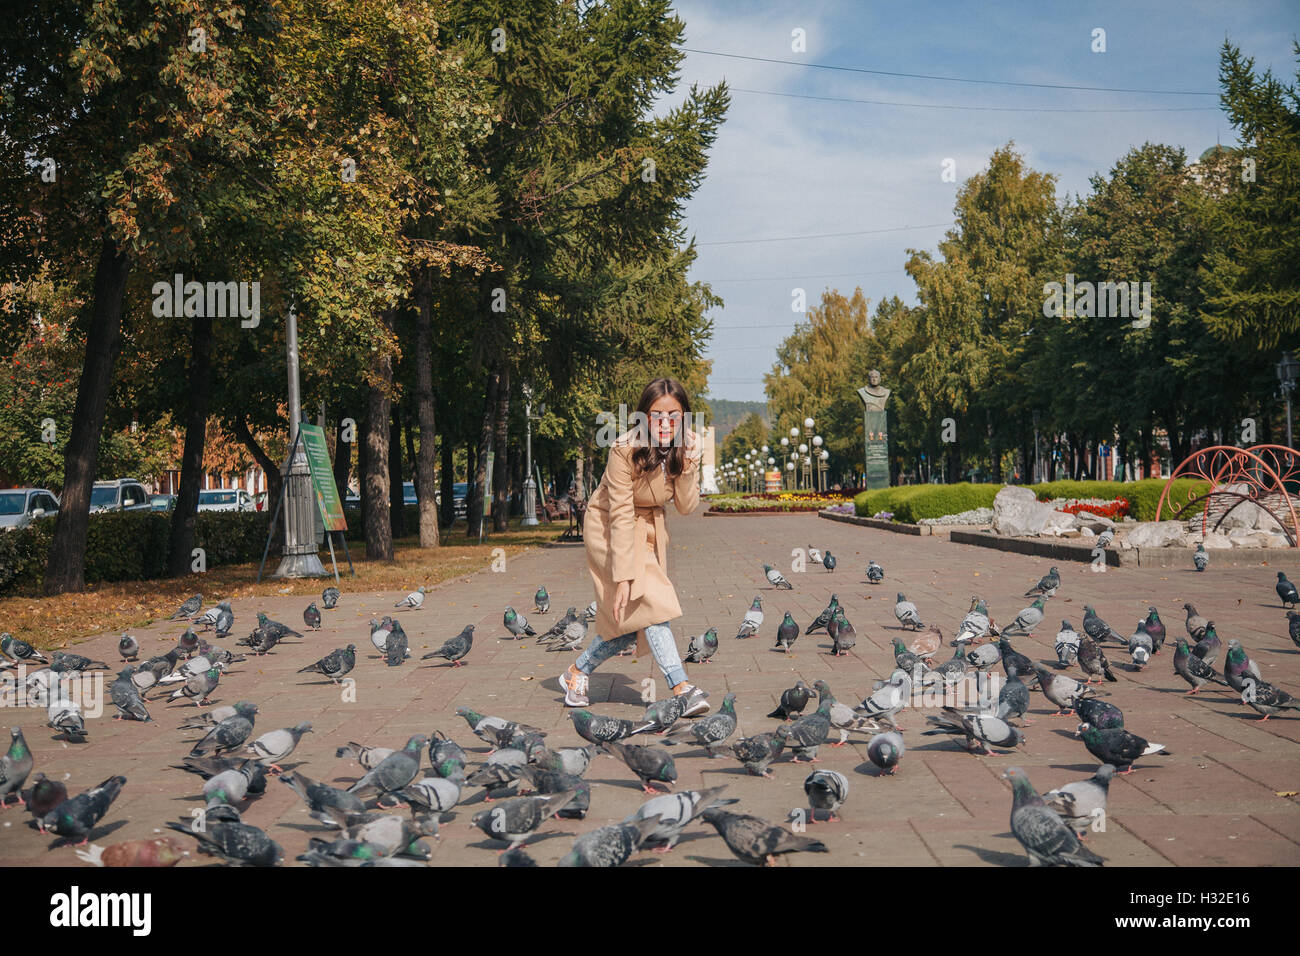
xmin=298 ymin=423 xmax=348 ymax=532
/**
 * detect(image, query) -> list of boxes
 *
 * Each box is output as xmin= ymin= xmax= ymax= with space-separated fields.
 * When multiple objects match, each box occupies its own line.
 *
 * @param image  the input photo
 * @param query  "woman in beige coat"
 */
xmin=559 ymin=378 xmax=708 ymax=715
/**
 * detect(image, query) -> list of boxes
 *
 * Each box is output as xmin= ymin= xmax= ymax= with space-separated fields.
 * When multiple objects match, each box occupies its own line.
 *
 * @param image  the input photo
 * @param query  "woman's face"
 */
xmin=647 ymin=395 xmax=684 ymax=447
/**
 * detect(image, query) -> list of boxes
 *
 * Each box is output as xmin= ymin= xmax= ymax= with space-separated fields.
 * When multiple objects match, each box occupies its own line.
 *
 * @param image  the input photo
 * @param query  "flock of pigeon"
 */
xmin=1 ymin=545 xmax=1297 ymax=868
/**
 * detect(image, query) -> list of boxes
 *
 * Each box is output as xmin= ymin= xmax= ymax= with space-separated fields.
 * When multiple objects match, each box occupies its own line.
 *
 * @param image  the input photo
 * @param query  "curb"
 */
xmin=947 ymin=530 xmax=1300 ymax=568
xmin=703 ymin=509 xmax=821 ymax=517
xmin=817 ymin=510 xmax=929 ymax=535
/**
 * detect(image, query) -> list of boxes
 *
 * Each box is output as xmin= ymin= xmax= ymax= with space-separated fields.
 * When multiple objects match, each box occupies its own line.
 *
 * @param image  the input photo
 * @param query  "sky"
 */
xmin=657 ymin=0 xmax=1300 ymax=402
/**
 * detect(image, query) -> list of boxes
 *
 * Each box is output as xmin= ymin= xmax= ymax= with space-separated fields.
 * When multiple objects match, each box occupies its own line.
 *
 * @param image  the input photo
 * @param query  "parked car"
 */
xmin=343 ymin=482 xmax=441 ymax=511
xmin=90 ymin=479 xmax=152 ymax=514
xmin=150 ymin=494 xmax=176 ymax=512
xmin=0 ymin=488 xmax=60 ymax=530
xmin=453 ymin=481 xmax=470 ymax=519
xmin=198 ymin=488 xmax=256 ymax=512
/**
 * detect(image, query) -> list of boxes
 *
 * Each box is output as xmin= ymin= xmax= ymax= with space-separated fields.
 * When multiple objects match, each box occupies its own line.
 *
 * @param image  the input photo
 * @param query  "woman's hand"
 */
xmin=683 ymin=428 xmax=701 ymax=463
xmin=612 ymin=580 xmax=631 ymax=626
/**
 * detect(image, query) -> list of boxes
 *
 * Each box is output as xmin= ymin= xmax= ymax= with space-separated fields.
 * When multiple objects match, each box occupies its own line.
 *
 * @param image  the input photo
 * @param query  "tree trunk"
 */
xmin=493 ymin=364 xmax=510 ymax=532
xmin=364 ymin=312 xmax=395 ymax=560
xmin=389 ymin=407 xmax=406 ymax=539
xmin=468 ymin=365 xmax=499 ymax=538
xmin=45 ymin=235 xmax=130 ymax=594
xmin=439 ymin=436 xmax=454 ymax=528
xmin=358 ymin=407 xmax=370 ymax=519
xmin=332 ymin=412 xmax=351 ymax=502
xmin=168 ymin=311 xmax=213 ymax=576
xmin=233 ymin=415 xmax=282 ymax=511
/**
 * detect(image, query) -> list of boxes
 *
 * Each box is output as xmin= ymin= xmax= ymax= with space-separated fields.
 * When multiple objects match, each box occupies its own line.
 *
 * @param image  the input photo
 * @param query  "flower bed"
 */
xmin=1056 ymin=497 xmax=1130 ymax=520
xmin=709 ymin=492 xmax=851 ymax=513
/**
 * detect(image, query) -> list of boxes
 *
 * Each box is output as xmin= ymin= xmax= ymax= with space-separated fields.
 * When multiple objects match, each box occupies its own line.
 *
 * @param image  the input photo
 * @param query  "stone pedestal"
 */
xmin=865 ymin=410 xmax=889 ymax=490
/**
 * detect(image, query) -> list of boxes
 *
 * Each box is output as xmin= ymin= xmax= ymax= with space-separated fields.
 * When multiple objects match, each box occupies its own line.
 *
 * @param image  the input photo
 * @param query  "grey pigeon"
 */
xmin=347 ymin=734 xmax=427 ymax=795
xmin=1082 ymin=605 xmax=1124 ymax=645
xmin=395 ymin=585 xmax=427 ymax=610
xmin=41 ymin=775 xmax=126 ymax=845
xmin=117 ymin=634 xmax=139 ymax=662
xmin=683 ymin=627 xmax=718 ymax=663
xmin=867 ymin=731 xmax=905 ymax=775
xmin=213 ymin=601 xmax=234 ymax=637
xmin=399 ymin=775 xmax=464 ymax=815
xmin=281 ymin=770 xmax=366 ymax=827
xmin=1003 ymin=597 xmax=1047 ymax=638
xmin=322 ymin=586 xmax=341 ymax=609
xmin=384 ymin=620 xmax=409 ymax=667
xmin=803 ymin=769 xmax=849 ymax=822
xmin=1173 ymin=638 xmax=1228 ymax=694
xmin=856 ymin=671 xmax=911 ymax=727
xmin=558 ymin=817 xmax=661 ymax=866
xmin=923 ymin=707 xmax=1024 ymax=755
xmin=1096 ymin=528 xmax=1114 ymax=548
xmin=1074 ymin=697 xmax=1124 ymax=731
xmin=47 ymin=695 xmax=86 ymax=741
xmin=421 ymin=626 xmax=474 ymax=666
xmin=1128 ymin=623 xmax=1154 ymax=670
xmin=767 ymin=681 xmax=812 ymax=720
xmin=735 ymin=596 xmax=763 ymax=639
xmin=640 ymin=695 xmax=685 ymax=735
xmin=763 ymin=563 xmax=793 ymax=589
xmin=531 ymin=745 xmax=594 ymax=778
xmin=1025 ymin=566 xmax=1060 ymax=598
xmin=167 ymin=666 xmax=221 ymax=706
xmin=1055 ymin=620 xmax=1081 ymax=667
xmin=569 ymin=710 xmax=653 ymax=746
xmin=787 ymin=693 xmax=833 ymax=762
xmin=534 ymin=586 xmax=550 ymax=614
xmin=369 ymin=617 xmax=394 ymax=655
xmin=700 ymin=808 xmax=829 ymax=867
xmin=730 ymin=727 xmax=791 ymax=777
xmin=1078 ymin=724 xmax=1167 ymax=774
xmin=1044 ymin=764 xmax=1115 ymax=837
xmin=247 ymin=721 xmax=313 ymax=772
xmin=49 ymin=652 xmax=109 ymax=674
xmin=1 ymin=633 xmax=48 ymax=666
xmin=666 ymin=693 xmax=736 ymax=753
xmin=774 ymin=612 xmax=799 ymax=655
xmin=510 ymin=764 xmax=588 ymax=818
xmin=298 ymin=644 xmax=356 ymax=682
xmin=0 ymin=727 xmax=34 ymax=807
xmin=998 ymin=665 xmax=1032 ymax=724
xmin=169 ymin=594 xmax=203 ymax=621
xmin=1077 ymin=635 xmax=1117 ymax=683
xmin=1193 ymin=544 xmax=1208 ymax=571
xmin=866 ymin=560 xmax=884 ymax=584
xmin=828 ymin=607 xmax=857 ymax=656
xmin=1004 ymin=767 xmax=1105 ymax=866
xmin=303 ymin=603 xmax=322 ymax=631
xmin=1223 ymin=639 xmax=1262 ymax=693
xmin=165 ymin=819 xmax=283 ymax=866
xmin=203 ymin=766 xmax=251 ymax=808
xmin=188 ymin=702 xmax=258 ymax=756
xmin=968 ymin=641 xmax=1002 ymax=671
xmin=110 ymin=668 xmax=152 ymax=722
xmin=1034 ymin=667 xmax=1095 ymax=715
xmin=805 ymin=595 xmax=839 ymax=635
xmin=894 ymin=593 xmax=923 ymax=630
xmin=538 ymin=607 xmax=578 ymax=643
xmin=604 ymin=741 xmax=677 ymax=793
xmin=623 ymin=785 xmax=737 ymax=850
xmin=1287 ymin=611 xmax=1300 ymax=650
xmin=503 ymin=606 xmax=535 ymax=638
xmin=1183 ymin=603 xmax=1208 ymax=642
xmin=1241 ymin=677 xmax=1300 ymax=720
xmin=955 ymin=597 xmax=992 ymax=644
xmin=821 ymin=550 xmax=836 ymax=572
xmin=470 ymin=791 xmax=577 ymax=850
xmin=336 ymin=742 xmax=396 ymax=771
xmin=1278 ymin=572 xmax=1299 ymax=608
xmin=458 ymin=707 xmax=544 ymax=749
xmin=1192 ymin=621 xmax=1222 ymax=667
xmin=544 ymin=617 xmax=587 ymax=652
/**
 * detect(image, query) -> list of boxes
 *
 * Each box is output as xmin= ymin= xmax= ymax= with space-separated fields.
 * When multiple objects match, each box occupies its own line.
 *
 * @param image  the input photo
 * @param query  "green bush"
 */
xmin=854 ymin=478 xmax=1210 ymax=524
xmin=0 ymin=509 xmax=281 ymax=595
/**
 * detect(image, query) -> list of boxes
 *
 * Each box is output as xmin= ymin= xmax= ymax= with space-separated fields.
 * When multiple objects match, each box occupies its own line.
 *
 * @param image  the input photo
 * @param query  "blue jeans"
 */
xmin=574 ymin=622 xmax=687 ymax=688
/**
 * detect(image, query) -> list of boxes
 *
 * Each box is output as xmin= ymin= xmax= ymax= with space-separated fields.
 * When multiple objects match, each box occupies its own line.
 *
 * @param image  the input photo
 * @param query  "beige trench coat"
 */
xmin=583 ymin=430 xmax=702 ymax=657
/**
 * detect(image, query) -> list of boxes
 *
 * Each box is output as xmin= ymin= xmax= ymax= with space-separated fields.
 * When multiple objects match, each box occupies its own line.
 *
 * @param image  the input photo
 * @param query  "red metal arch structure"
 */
xmin=1156 ymin=444 xmax=1300 ymax=546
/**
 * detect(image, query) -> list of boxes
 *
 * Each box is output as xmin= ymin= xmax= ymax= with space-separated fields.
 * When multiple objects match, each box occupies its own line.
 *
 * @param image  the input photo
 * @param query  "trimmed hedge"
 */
xmin=0 ymin=510 xmax=277 ymax=595
xmin=854 ymin=479 xmax=1210 ymax=525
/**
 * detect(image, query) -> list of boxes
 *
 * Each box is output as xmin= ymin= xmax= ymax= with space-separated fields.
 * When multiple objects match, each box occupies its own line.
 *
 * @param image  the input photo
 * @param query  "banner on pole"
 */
xmin=297 ymin=423 xmax=348 ymax=532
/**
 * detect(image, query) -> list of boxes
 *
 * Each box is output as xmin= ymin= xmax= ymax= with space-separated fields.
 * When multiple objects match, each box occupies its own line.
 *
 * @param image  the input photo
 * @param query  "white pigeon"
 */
xmin=806 ymin=545 xmax=823 ymax=565
xmin=893 ymin=593 xmax=923 ymax=630
xmin=955 ymin=598 xmax=992 ymax=644
xmin=734 ymin=596 xmax=763 ymax=640
xmin=395 ymin=585 xmax=427 ymax=610
xmin=369 ymin=619 xmax=392 ymax=655
xmin=1096 ymin=528 xmax=1114 ymax=549
xmin=763 ymin=564 xmax=793 ymax=589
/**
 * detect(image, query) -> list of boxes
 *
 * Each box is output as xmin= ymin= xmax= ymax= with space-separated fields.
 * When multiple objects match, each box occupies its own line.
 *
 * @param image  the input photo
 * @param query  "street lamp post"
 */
xmin=274 ymin=302 xmax=327 ymax=578
xmin=1277 ymin=352 xmax=1300 ymax=449
xmin=522 ymin=384 xmax=541 ymax=526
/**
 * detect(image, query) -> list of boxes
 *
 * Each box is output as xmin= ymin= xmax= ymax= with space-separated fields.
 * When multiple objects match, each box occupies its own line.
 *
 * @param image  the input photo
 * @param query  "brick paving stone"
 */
xmin=1 ymin=509 xmax=1298 ymax=867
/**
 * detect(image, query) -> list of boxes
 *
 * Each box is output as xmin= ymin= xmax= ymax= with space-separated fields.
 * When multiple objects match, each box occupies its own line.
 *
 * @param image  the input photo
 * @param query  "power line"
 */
xmin=682 ymin=48 xmax=1216 ymax=96
xmin=703 ymin=267 xmax=907 ymax=282
xmin=731 ymin=86 xmax=1220 ymax=114
xmin=698 ymin=222 xmax=951 ymax=246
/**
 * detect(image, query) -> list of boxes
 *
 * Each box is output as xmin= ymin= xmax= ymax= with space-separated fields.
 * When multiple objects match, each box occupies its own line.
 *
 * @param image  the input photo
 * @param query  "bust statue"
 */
xmin=857 ymin=369 xmax=890 ymax=411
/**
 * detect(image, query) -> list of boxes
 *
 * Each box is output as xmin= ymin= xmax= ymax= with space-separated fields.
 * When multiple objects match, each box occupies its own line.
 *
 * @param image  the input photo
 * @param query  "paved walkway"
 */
xmin=3 ymin=509 xmax=1298 ymax=866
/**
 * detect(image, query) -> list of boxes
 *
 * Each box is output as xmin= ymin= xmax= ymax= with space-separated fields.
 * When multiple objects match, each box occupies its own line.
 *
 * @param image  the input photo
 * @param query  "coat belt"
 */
xmin=629 ymin=504 xmax=668 ymax=601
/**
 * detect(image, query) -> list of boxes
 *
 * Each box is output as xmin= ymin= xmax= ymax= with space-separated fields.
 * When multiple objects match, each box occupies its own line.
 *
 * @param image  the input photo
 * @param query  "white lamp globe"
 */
xmin=790 ymin=427 xmax=800 ymax=438
xmin=798 ymin=443 xmax=808 ymax=454
xmin=820 ymin=450 xmax=829 ymax=460
xmin=780 ymin=437 xmax=789 ymax=447
xmin=812 ymin=435 xmax=823 ymax=447
xmin=785 ymin=462 xmax=794 ymax=471
xmin=804 ymin=417 xmax=814 ymax=429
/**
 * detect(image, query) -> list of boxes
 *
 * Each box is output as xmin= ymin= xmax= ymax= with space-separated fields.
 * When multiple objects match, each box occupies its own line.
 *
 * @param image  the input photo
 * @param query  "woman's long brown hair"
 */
xmin=629 ymin=378 xmax=691 ymax=479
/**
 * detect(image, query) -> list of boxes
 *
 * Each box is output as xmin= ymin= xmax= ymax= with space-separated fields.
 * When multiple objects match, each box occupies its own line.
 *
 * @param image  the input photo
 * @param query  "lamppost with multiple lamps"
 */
xmin=1277 ymin=351 xmax=1300 ymax=450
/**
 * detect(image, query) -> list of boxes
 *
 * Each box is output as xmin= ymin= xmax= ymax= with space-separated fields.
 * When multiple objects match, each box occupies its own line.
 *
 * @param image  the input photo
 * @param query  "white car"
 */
xmin=0 ymin=488 xmax=60 ymax=530
xmin=197 ymin=488 xmax=256 ymax=512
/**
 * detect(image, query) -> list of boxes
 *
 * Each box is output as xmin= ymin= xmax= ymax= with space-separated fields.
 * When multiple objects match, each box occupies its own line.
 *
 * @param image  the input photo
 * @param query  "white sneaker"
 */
xmin=674 ymin=683 xmax=711 ymax=717
xmin=560 ymin=666 xmax=589 ymax=707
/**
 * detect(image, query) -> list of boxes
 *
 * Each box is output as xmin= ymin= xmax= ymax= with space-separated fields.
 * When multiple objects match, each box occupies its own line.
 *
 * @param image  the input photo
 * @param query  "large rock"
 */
xmin=1072 ymin=511 xmax=1117 ymax=534
xmin=1124 ymin=521 xmax=1186 ymax=549
xmin=1227 ymin=528 xmax=1273 ymax=548
xmin=992 ymin=486 xmax=1076 ymax=537
xmin=1199 ymin=531 xmax=1233 ymax=550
